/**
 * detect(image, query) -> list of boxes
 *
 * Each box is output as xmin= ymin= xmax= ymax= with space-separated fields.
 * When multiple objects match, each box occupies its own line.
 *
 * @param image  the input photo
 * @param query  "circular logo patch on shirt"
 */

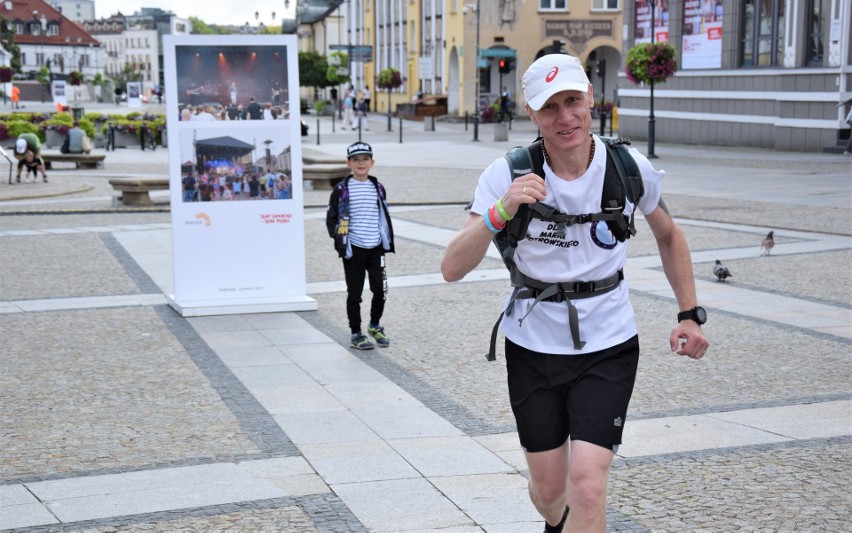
xmin=590 ymin=221 xmax=618 ymax=249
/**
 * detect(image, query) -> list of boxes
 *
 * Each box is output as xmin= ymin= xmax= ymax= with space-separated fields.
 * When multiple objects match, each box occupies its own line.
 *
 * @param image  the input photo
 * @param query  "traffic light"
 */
xmin=552 ymin=40 xmax=565 ymax=54
xmin=596 ymin=59 xmax=607 ymax=78
xmin=499 ymin=58 xmax=514 ymax=74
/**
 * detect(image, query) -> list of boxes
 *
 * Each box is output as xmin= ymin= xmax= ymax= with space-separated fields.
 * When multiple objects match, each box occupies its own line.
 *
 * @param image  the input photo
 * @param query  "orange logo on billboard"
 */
xmin=195 ymin=213 xmax=211 ymax=226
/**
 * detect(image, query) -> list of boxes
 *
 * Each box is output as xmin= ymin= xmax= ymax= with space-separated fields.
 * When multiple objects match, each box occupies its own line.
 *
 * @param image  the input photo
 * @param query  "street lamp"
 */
xmin=463 ymin=1 xmax=481 ymax=142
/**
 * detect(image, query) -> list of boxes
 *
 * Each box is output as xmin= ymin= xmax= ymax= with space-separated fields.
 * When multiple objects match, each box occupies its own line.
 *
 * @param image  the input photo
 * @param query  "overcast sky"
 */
xmin=94 ymin=1 xmax=293 ymax=27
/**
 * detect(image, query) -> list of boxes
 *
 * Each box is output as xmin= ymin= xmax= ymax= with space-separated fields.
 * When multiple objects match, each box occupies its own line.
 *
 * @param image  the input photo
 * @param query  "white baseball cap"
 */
xmin=522 ymin=54 xmax=590 ymax=111
xmin=15 ymin=138 xmax=27 ymax=154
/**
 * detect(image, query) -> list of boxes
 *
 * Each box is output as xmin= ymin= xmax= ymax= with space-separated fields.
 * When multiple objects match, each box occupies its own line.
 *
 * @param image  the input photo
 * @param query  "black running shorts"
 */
xmin=505 ymin=335 xmax=639 ymax=453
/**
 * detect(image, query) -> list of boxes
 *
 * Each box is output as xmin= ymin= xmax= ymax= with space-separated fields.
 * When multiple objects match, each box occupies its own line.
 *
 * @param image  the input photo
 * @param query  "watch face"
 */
xmin=695 ymin=307 xmax=707 ymax=324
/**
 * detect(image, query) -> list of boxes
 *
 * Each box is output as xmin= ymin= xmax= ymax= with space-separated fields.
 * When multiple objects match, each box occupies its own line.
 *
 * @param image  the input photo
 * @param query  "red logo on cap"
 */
xmin=545 ymin=67 xmax=558 ymax=83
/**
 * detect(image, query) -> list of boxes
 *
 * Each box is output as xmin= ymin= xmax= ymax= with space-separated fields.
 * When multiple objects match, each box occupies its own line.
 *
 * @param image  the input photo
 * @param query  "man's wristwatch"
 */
xmin=677 ymin=306 xmax=707 ymax=325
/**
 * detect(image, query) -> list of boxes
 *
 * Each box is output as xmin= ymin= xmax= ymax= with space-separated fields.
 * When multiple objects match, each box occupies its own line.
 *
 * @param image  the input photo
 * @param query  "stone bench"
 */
xmin=109 ymin=178 xmax=169 ymax=206
xmin=302 ymin=163 xmax=349 ymax=190
xmin=41 ymin=152 xmax=106 ymax=169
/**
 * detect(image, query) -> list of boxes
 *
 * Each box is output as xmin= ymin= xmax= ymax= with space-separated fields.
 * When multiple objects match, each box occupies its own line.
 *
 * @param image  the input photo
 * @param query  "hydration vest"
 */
xmin=486 ymin=136 xmax=644 ymax=361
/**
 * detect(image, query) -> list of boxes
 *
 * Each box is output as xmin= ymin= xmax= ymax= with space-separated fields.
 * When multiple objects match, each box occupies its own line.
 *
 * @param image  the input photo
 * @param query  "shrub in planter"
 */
xmin=78 ymin=118 xmax=95 ymax=140
xmin=85 ymin=112 xmax=109 ymax=123
xmin=39 ymin=120 xmax=71 ymax=136
xmin=7 ymin=121 xmax=41 ymax=141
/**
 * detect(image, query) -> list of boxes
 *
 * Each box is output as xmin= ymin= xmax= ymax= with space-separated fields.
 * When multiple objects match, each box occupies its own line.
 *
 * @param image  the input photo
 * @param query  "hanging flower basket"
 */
xmin=0 ymin=67 xmax=13 ymax=83
xmin=625 ymin=42 xmax=677 ymax=85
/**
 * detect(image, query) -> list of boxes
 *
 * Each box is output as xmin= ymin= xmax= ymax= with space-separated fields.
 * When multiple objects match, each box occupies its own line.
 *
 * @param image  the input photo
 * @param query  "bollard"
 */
xmin=316 ymin=118 xmax=320 ymax=145
xmin=465 ymin=112 xmax=468 ymax=131
xmin=424 ymin=114 xmax=435 ymax=132
xmin=399 ymin=117 xmax=403 ymax=143
xmin=494 ymin=122 xmax=509 ymax=142
xmin=332 ymin=114 xmax=335 ymax=133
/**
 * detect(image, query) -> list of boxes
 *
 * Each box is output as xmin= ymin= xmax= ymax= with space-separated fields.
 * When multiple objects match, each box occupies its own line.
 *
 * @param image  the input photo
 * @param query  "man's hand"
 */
xmin=498 ymin=173 xmax=545 ymax=219
xmin=670 ymin=320 xmax=709 ymax=359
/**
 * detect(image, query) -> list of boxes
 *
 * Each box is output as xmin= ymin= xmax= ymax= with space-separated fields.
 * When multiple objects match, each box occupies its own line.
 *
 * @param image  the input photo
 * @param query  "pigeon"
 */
xmin=713 ymin=259 xmax=732 ymax=282
xmin=760 ymin=230 xmax=775 ymax=256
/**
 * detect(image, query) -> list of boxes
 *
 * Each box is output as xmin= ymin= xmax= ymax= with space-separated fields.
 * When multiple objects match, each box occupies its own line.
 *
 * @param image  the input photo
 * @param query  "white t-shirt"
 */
xmin=471 ymin=135 xmax=663 ymax=355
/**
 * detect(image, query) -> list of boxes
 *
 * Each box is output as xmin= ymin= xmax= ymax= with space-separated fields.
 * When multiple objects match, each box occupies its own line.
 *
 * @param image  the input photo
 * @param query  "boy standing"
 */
xmin=326 ymin=142 xmax=395 ymax=350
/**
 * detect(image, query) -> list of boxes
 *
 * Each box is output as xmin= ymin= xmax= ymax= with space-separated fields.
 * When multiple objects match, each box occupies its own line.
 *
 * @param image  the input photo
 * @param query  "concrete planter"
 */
xmin=112 ymin=130 xmax=138 ymax=148
xmin=44 ymin=130 xmax=67 ymax=148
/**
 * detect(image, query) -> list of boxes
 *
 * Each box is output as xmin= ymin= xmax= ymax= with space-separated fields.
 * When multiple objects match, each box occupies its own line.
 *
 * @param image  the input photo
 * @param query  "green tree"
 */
xmin=298 ymin=50 xmax=332 ymax=100
xmin=109 ymin=64 xmax=142 ymax=94
xmin=0 ymin=16 xmax=22 ymax=73
xmin=189 ymin=17 xmax=215 ymax=34
xmin=326 ymin=51 xmax=350 ymax=86
xmin=189 ymin=17 xmax=233 ymax=35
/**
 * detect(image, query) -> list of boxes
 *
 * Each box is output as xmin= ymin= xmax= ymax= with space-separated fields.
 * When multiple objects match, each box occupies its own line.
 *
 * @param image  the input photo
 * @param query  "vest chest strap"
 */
xmin=485 ymin=269 xmax=624 ymax=361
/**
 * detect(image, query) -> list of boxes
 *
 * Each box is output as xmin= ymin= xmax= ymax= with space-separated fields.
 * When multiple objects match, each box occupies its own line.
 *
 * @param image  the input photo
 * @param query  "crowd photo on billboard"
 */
xmin=178 ymin=128 xmax=293 ymax=203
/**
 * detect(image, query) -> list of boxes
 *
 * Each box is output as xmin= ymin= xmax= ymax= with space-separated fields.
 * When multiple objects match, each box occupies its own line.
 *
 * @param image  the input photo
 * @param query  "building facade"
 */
xmin=45 ymin=0 xmax=94 ymax=22
xmin=333 ymin=0 xmax=626 ymax=119
xmin=619 ymin=0 xmax=852 ymax=152
xmin=4 ymin=0 xmax=102 ymax=81
xmin=84 ymin=7 xmax=191 ymax=95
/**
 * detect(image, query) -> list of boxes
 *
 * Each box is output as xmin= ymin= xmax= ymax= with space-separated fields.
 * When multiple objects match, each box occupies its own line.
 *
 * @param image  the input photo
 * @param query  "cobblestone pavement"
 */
xmin=1 ymin=103 xmax=850 ymax=532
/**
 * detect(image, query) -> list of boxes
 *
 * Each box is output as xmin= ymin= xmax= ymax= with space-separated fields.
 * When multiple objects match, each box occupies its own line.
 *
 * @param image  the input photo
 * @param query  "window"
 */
xmin=592 ymin=0 xmax=619 ymax=9
xmin=31 ymin=23 xmax=41 ymax=35
xmin=806 ymin=0 xmax=827 ymax=66
xmin=539 ymin=0 xmax=567 ymax=10
xmin=742 ymin=0 xmax=785 ymax=66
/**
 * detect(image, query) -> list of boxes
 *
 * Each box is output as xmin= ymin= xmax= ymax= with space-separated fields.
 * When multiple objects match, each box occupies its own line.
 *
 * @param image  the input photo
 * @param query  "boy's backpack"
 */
xmin=485 ymin=136 xmax=644 ymax=360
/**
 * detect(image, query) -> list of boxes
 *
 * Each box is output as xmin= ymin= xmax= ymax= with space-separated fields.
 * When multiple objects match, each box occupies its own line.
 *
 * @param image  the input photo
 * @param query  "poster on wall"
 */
xmin=51 ymin=80 xmax=67 ymax=107
xmin=127 ymin=81 xmax=142 ymax=108
xmin=682 ymin=0 xmax=723 ymax=69
xmin=163 ymin=34 xmax=314 ymax=316
xmin=634 ymin=0 xmax=670 ymax=44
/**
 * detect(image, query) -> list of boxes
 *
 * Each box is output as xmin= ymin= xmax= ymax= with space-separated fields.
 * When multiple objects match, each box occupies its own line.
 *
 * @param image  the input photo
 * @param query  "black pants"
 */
xmin=343 ymin=245 xmax=386 ymax=333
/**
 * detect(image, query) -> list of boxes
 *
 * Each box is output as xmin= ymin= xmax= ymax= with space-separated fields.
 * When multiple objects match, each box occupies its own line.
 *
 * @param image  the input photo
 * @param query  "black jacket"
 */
xmin=326 ymin=175 xmax=395 ymax=259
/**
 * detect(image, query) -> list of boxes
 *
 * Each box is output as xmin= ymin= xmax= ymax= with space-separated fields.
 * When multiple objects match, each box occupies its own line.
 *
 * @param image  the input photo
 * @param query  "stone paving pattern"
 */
xmin=1 ymin=106 xmax=850 ymax=531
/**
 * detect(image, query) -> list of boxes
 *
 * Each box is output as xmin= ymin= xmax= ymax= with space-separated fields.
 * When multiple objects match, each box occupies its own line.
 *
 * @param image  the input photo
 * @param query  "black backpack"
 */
xmin=485 ymin=136 xmax=644 ymax=360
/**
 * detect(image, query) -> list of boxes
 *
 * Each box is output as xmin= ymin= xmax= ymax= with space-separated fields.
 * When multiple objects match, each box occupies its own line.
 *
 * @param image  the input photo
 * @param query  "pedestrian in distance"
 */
xmin=441 ymin=53 xmax=709 ymax=533
xmin=499 ymin=85 xmax=513 ymax=123
xmin=11 ymin=83 xmax=20 ymax=109
xmin=326 ymin=142 xmax=395 ymax=351
xmin=363 ymin=85 xmax=372 ymax=112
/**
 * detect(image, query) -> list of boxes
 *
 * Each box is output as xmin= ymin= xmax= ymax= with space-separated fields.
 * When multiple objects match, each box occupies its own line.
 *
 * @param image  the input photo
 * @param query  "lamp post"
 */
xmin=647 ymin=1 xmax=658 ymax=159
xmin=463 ymin=2 xmax=481 ymax=142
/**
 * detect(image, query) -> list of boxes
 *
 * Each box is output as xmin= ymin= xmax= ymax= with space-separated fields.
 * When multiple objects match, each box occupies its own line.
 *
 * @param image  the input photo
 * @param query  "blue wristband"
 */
xmin=483 ymin=212 xmax=501 ymax=234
